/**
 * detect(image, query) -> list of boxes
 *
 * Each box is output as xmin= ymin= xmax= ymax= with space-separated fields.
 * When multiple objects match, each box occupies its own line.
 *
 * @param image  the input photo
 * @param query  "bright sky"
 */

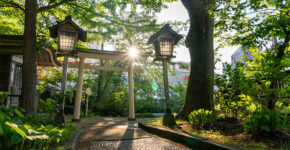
xmin=157 ymin=1 xmax=239 ymax=73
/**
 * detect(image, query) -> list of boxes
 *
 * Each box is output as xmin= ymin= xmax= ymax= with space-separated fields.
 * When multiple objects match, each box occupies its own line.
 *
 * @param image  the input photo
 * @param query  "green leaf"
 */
xmin=261 ymin=126 xmax=270 ymax=132
xmin=14 ymin=109 xmax=24 ymax=118
xmin=5 ymin=122 xmax=27 ymax=139
xmin=11 ymin=134 xmax=22 ymax=144
xmin=0 ymin=124 xmax=3 ymax=134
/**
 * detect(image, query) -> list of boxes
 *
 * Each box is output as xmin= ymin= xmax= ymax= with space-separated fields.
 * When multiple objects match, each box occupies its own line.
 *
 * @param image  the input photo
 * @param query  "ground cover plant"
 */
xmin=0 ymin=106 xmax=76 ymax=150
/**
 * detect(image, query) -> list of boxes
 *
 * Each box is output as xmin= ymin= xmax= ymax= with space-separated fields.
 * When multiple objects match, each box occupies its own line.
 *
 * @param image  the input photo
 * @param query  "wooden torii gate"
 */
xmin=69 ymin=49 xmax=144 ymax=121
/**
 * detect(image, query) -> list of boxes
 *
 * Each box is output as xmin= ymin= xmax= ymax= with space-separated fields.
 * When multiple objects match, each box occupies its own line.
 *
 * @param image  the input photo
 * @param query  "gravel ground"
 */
xmin=77 ymin=137 xmax=189 ymax=150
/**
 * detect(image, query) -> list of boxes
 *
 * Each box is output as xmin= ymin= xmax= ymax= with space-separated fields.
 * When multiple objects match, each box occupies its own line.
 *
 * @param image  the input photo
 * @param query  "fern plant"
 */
xmin=188 ymin=109 xmax=217 ymax=128
xmin=242 ymin=109 xmax=280 ymax=134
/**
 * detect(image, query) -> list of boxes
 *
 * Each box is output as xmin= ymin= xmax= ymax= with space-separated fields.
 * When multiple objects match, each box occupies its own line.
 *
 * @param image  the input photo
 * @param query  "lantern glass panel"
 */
xmin=160 ymin=38 xmax=173 ymax=56
xmin=59 ymin=31 xmax=77 ymax=52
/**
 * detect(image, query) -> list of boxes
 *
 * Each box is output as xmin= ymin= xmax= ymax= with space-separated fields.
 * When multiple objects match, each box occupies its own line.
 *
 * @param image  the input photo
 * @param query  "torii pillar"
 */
xmin=128 ymin=58 xmax=135 ymax=120
xmin=72 ymin=57 xmax=85 ymax=121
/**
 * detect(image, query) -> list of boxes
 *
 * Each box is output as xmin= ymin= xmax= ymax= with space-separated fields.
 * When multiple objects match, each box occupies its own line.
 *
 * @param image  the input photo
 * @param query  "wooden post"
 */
xmin=72 ymin=57 xmax=85 ymax=121
xmin=84 ymin=94 xmax=88 ymax=118
xmin=84 ymin=88 xmax=91 ymax=118
xmin=60 ymin=55 xmax=68 ymax=115
xmin=128 ymin=58 xmax=135 ymax=120
xmin=162 ymin=60 xmax=171 ymax=114
xmin=54 ymin=54 xmax=68 ymax=124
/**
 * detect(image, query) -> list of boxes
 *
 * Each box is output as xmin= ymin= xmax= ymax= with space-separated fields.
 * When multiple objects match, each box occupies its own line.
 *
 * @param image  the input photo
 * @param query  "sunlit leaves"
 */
xmin=214 ymin=0 xmax=289 ymax=49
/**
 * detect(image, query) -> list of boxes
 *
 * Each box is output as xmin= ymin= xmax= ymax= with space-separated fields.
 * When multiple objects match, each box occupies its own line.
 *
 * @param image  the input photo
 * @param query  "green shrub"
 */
xmin=0 ymin=107 xmax=76 ymax=149
xmin=24 ymin=114 xmax=55 ymax=126
xmin=188 ymin=109 xmax=217 ymax=128
xmin=135 ymin=113 xmax=156 ymax=118
xmin=242 ymin=109 xmax=280 ymax=134
xmin=0 ymin=92 xmax=8 ymax=105
xmin=61 ymin=123 xmax=76 ymax=144
xmin=38 ymin=98 xmax=59 ymax=115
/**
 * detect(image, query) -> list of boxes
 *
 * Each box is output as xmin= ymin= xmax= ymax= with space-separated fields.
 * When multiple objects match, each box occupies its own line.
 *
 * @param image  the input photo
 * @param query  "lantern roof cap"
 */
xmin=49 ymin=16 xmax=87 ymax=42
xmin=148 ymin=24 xmax=183 ymax=45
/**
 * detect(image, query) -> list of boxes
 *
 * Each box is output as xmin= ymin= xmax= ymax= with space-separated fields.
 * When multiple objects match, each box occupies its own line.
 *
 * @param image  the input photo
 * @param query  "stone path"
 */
xmin=74 ymin=117 xmax=190 ymax=150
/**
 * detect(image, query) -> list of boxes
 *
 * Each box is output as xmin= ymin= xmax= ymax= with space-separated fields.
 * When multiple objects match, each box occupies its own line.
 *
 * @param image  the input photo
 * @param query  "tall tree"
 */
xmin=23 ymin=0 xmax=37 ymax=113
xmin=176 ymin=0 xmax=215 ymax=120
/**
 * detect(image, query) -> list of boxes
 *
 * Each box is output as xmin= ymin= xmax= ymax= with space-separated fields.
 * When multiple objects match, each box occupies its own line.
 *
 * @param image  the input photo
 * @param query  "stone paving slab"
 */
xmin=74 ymin=117 xmax=190 ymax=150
xmin=79 ymin=124 xmax=151 ymax=141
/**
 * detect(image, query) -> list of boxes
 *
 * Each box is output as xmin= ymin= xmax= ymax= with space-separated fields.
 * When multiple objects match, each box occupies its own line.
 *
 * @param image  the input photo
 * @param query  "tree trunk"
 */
xmin=22 ymin=0 xmax=38 ymax=114
xmin=96 ymin=42 xmax=104 ymax=103
xmin=176 ymin=0 xmax=214 ymax=120
xmin=267 ymin=29 xmax=289 ymax=109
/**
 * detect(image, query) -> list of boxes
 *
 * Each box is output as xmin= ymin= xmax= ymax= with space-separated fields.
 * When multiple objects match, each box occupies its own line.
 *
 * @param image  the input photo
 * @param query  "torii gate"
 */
xmin=69 ymin=49 xmax=144 ymax=121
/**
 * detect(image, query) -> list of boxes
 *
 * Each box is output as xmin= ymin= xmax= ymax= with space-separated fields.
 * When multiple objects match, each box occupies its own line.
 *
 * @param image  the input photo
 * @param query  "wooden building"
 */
xmin=0 ymin=35 xmax=61 ymax=106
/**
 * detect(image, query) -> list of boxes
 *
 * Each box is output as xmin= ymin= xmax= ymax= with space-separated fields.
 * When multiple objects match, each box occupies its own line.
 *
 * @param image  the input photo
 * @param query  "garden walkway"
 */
xmin=73 ymin=117 xmax=189 ymax=150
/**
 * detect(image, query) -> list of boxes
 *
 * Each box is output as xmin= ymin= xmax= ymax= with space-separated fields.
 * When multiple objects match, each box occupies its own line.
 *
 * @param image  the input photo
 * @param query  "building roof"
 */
xmin=148 ymin=24 xmax=183 ymax=45
xmin=232 ymin=47 xmax=244 ymax=56
xmin=0 ymin=35 xmax=61 ymax=66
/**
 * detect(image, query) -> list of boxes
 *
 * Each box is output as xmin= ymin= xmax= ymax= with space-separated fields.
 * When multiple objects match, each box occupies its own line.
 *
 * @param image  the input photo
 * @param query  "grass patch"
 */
xmin=143 ymin=118 xmax=289 ymax=150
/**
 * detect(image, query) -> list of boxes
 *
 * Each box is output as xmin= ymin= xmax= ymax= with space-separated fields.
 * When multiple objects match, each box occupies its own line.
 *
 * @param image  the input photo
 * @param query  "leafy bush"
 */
xmin=188 ymin=109 xmax=217 ymax=128
xmin=215 ymin=62 xmax=256 ymax=118
xmin=24 ymin=114 xmax=55 ymax=126
xmin=38 ymin=98 xmax=59 ymax=115
xmin=61 ymin=123 xmax=76 ymax=144
xmin=242 ymin=109 xmax=280 ymax=134
xmin=0 ymin=92 xmax=8 ymax=105
xmin=135 ymin=113 xmax=156 ymax=118
xmin=0 ymin=107 xmax=76 ymax=149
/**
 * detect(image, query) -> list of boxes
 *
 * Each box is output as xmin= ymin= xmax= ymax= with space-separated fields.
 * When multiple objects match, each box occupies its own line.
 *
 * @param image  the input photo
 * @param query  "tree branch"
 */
xmin=37 ymin=0 xmax=68 ymax=13
xmin=0 ymin=0 xmax=24 ymax=12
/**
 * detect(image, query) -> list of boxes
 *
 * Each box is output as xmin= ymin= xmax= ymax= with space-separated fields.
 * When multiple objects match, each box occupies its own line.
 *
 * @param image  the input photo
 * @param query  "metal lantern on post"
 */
xmin=148 ymin=24 xmax=183 ymax=127
xmin=49 ymin=16 xmax=87 ymax=124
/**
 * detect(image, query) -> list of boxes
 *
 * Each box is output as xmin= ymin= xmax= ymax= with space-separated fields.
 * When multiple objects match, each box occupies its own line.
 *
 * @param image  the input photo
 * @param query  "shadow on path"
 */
xmin=117 ymin=121 xmax=135 ymax=150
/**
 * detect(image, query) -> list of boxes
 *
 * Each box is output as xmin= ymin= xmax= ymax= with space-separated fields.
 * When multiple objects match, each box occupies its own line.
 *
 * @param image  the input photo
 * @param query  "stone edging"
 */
xmin=138 ymin=123 xmax=240 ymax=150
xmin=65 ymin=129 xmax=82 ymax=150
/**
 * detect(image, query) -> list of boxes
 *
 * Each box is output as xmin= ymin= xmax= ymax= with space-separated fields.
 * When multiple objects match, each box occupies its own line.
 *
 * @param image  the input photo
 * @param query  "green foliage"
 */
xmin=38 ymin=98 xmax=59 ymax=115
xmin=83 ymin=61 xmax=188 ymax=117
xmin=188 ymin=109 xmax=217 ymax=128
xmin=38 ymin=67 xmax=77 ymax=91
xmin=242 ymin=109 xmax=280 ymax=134
xmin=61 ymin=123 xmax=76 ymax=144
xmin=170 ymin=83 xmax=187 ymax=113
xmin=213 ymin=0 xmax=289 ymax=49
xmin=0 ymin=107 xmax=76 ymax=149
xmin=0 ymin=92 xmax=8 ymax=105
xmin=215 ymin=62 xmax=256 ymax=118
xmin=213 ymin=0 xmax=289 ymax=109
xmin=135 ymin=113 xmax=156 ymax=118
xmin=23 ymin=114 xmax=55 ymax=127
xmin=244 ymin=50 xmax=289 ymax=106
xmin=0 ymin=106 xmax=25 ymax=123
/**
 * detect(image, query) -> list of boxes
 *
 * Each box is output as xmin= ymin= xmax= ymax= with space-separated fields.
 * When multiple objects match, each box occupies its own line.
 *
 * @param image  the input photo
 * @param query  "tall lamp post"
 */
xmin=49 ymin=16 xmax=87 ymax=124
xmin=148 ymin=24 xmax=183 ymax=127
